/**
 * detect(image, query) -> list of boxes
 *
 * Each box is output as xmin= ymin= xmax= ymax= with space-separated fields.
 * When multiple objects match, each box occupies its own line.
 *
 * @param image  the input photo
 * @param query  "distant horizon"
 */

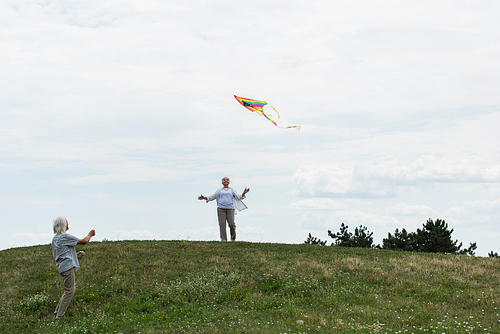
xmin=3 ymin=229 xmax=494 ymax=258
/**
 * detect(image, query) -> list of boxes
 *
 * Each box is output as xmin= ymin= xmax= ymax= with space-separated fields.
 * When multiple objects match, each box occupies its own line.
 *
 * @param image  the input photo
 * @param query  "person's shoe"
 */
xmin=55 ymin=315 xmax=66 ymax=320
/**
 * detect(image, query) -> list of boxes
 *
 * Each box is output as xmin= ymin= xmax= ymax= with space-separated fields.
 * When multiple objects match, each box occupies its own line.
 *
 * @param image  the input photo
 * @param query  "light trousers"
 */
xmin=56 ymin=267 xmax=76 ymax=317
xmin=217 ymin=208 xmax=236 ymax=242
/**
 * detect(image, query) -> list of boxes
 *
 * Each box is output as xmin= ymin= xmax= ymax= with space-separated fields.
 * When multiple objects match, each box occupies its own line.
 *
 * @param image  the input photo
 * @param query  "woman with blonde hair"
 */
xmin=51 ymin=216 xmax=95 ymax=319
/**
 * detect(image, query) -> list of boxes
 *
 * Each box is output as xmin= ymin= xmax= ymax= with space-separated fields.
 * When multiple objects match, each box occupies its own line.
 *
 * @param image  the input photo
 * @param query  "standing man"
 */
xmin=199 ymin=177 xmax=249 ymax=241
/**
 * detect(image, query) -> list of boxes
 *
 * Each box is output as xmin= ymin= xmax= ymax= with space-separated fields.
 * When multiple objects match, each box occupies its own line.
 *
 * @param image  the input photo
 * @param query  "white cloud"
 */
xmin=294 ymin=156 xmax=500 ymax=198
xmin=110 ymin=230 xmax=161 ymax=240
xmin=362 ymin=155 xmax=500 ymax=184
xmin=299 ymin=208 xmax=399 ymax=230
xmin=387 ymin=203 xmax=439 ymax=216
xmin=445 ymin=198 xmax=500 ymax=224
xmin=85 ymin=193 xmax=112 ymax=199
xmin=292 ymin=164 xmax=354 ymax=196
xmin=60 ymin=164 xmax=184 ymax=185
xmin=327 ymin=210 xmax=399 ymax=228
xmin=463 ymin=199 xmax=500 ymax=214
xmin=239 ymin=226 xmax=267 ymax=237
xmin=14 ymin=233 xmax=53 ymax=241
xmin=239 ymin=226 xmax=266 ymax=235
xmin=363 ymin=156 xmax=500 ymax=183
xmin=300 ymin=211 xmax=329 ymax=226
xmin=289 ymin=198 xmax=345 ymax=211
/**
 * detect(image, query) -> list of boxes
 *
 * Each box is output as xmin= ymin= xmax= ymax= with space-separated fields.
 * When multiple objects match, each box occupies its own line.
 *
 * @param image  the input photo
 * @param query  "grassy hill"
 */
xmin=1 ymin=240 xmax=499 ymax=333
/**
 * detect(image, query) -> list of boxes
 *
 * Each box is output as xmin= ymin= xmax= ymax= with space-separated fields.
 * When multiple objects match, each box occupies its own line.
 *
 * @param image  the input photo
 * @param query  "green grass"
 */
xmin=1 ymin=240 xmax=499 ymax=333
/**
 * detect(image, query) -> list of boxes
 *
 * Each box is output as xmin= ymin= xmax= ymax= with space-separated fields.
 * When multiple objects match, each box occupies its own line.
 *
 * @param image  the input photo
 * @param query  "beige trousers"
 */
xmin=217 ymin=208 xmax=236 ymax=241
xmin=56 ymin=267 xmax=76 ymax=317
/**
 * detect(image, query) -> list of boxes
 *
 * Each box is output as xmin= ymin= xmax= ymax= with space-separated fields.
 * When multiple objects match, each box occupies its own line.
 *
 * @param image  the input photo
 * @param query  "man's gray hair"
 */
xmin=52 ymin=216 xmax=68 ymax=235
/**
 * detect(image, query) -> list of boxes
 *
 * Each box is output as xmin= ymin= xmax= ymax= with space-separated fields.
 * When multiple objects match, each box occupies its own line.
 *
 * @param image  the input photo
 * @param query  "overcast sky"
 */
xmin=1 ymin=0 xmax=499 ymax=256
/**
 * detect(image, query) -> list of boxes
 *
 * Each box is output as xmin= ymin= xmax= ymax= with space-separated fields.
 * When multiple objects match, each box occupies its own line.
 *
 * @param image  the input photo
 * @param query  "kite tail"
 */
xmin=280 ymin=125 xmax=301 ymax=132
xmin=262 ymin=111 xmax=300 ymax=131
xmin=261 ymin=111 xmax=280 ymax=127
xmin=270 ymin=106 xmax=299 ymax=131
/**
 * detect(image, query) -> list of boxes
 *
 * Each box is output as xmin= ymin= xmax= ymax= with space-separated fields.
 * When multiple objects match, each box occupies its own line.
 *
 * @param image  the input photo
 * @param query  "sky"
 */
xmin=1 ymin=0 xmax=499 ymax=256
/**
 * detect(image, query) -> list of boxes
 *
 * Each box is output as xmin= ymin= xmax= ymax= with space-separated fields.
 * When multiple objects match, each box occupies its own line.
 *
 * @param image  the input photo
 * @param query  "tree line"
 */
xmin=305 ymin=218 xmax=498 ymax=257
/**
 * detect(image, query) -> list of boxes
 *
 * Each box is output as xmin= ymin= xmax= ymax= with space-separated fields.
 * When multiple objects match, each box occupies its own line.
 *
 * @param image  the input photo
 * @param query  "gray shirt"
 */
xmin=51 ymin=233 xmax=80 ymax=274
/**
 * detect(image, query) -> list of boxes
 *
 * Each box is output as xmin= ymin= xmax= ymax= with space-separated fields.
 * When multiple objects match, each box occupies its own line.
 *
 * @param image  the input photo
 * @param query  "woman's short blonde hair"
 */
xmin=52 ymin=216 xmax=68 ymax=234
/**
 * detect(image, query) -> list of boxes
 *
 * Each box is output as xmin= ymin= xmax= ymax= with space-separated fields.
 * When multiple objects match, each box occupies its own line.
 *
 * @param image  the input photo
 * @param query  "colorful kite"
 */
xmin=234 ymin=95 xmax=301 ymax=131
